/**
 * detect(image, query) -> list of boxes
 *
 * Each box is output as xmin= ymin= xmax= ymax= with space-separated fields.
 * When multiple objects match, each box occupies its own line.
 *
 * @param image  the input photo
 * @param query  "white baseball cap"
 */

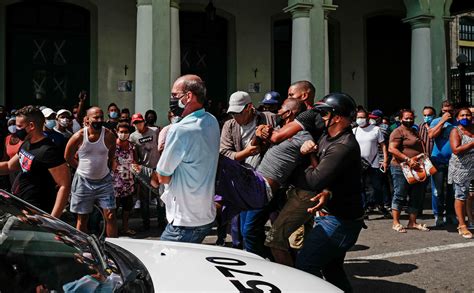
xmin=227 ymin=91 xmax=252 ymax=113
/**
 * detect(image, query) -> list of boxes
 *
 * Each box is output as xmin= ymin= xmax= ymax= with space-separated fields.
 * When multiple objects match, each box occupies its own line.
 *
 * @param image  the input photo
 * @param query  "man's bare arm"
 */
xmin=269 ymin=121 xmax=303 ymax=144
xmin=0 ymin=154 xmax=21 ymax=175
xmin=64 ymin=132 xmax=82 ymax=169
xmin=49 ymin=163 xmax=71 ymax=218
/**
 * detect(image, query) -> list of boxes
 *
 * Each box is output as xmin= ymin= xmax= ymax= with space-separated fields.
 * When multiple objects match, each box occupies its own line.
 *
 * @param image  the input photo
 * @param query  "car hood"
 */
xmin=107 ymin=238 xmax=340 ymax=292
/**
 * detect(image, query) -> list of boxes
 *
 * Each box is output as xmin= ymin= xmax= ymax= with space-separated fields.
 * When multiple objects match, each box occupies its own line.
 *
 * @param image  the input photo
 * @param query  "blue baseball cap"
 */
xmin=260 ymin=91 xmax=281 ymax=105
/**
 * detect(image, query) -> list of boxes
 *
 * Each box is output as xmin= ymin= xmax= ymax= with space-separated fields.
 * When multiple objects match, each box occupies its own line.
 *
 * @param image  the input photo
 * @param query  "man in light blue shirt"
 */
xmin=428 ymin=100 xmax=455 ymax=226
xmin=156 ymin=74 xmax=220 ymax=243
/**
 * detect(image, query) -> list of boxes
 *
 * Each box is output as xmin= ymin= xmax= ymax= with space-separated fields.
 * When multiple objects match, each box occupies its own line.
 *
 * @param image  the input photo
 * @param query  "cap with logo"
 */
xmin=369 ymin=109 xmax=383 ymax=119
xmin=260 ymin=91 xmax=281 ymax=105
xmin=131 ymin=113 xmax=145 ymax=124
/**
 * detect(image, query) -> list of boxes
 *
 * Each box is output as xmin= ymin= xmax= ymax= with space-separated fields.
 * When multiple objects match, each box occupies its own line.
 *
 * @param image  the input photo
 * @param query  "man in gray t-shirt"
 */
xmin=130 ymin=113 xmax=160 ymax=230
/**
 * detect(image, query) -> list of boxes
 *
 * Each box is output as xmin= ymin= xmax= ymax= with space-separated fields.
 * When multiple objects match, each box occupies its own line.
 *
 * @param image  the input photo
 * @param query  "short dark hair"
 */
xmin=183 ymin=79 xmax=207 ymax=104
xmin=283 ymin=98 xmax=305 ymax=115
xmin=357 ymin=108 xmax=368 ymax=117
xmin=441 ymin=100 xmax=453 ymax=108
xmin=108 ymin=103 xmax=119 ymax=111
xmin=16 ymin=105 xmax=45 ymax=127
xmin=399 ymin=108 xmax=415 ymax=119
xmin=116 ymin=121 xmax=132 ymax=133
xmin=121 ymin=108 xmax=130 ymax=115
xmin=422 ymin=106 xmax=436 ymax=115
xmin=292 ymin=80 xmax=315 ymax=100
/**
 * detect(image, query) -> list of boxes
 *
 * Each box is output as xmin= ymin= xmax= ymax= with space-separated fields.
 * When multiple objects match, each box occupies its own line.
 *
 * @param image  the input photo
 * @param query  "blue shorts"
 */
xmin=70 ymin=173 xmax=116 ymax=214
xmin=454 ymin=181 xmax=472 ymax=201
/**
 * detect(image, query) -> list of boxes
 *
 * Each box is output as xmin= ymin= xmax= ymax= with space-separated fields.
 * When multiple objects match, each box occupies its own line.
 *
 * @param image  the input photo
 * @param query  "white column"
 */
xmin=404 ymin=16 xmax=433 ymax=121
xmin=324 ymin=16 xmax=330 ymax=95
xmin=285 ymin=3 xmax=313 ymax=83
xmin=170 ymin=1 xmax=181 ymax=84
xmin=135 ymin=0 xmax=153 ymax=114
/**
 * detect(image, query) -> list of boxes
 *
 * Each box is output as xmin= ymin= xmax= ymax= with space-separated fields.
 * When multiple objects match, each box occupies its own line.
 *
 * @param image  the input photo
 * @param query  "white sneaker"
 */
xmin=134 ymin=200 xmax=141 ymax=209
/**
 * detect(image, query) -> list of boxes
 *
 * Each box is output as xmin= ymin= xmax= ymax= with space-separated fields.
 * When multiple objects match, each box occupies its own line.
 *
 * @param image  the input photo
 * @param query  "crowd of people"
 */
xmin=0 ymin=74 xmax=473 ymax=292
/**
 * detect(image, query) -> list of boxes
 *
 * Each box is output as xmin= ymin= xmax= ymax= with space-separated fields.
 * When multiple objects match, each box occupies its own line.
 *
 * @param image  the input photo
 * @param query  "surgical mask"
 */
xmin=59 ymin=118 xmax=69 ymax=127
xmin=369 ymin=119 xmax=376 ymax=125
xmin=16 ymin=127 xmax=28 ymax=140
xmin=91 ymin=121 xmax=103 ymax=131
xmin=178 ymin=98 xmax=186 ymax=109
xmin=8 ymin=125 xmax=16 ymax=134
xmin=170 ymin=99 xmax=184 ymax=117
xmin=109 ymin=111 xmax=119 ymax=119
xmin=171 ymin=116 xmax=182 ymax=124
xmin=458 ymin=118 xmax=472 ymax=127
xmin=118 ymin=133 xmax=129 ymax=141
xmin=401 ymin=120 xmax=414 ymax=128
xmin=423 ymin=115 xmax=434 ymax=124
xmin=356 ymin=118 xmax=367 ymax=127
xmin=45 ymin=119 xmax=56 ymax=130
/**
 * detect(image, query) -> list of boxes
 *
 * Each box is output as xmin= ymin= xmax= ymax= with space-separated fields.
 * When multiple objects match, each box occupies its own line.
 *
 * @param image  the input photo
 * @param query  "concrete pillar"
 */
xmin=404 ymin=15 xmax=434 ymax=121
xmin=152 ymin=0 xmax=172 ymax=126
xmin=284 ymin=1 xmax=313 ymax=83
xmin=170 ymin=0 xmax=181 ymax=84
xmin=135 ymin=0 xmax=153 ymax=114
xmin=324 ymin=12 xmax=330 ymax=95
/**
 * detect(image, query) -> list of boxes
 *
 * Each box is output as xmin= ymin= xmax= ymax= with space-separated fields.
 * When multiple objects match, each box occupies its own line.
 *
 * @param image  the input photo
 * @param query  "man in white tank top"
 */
xmin=65 ymin=107 xmax=118 ymax=237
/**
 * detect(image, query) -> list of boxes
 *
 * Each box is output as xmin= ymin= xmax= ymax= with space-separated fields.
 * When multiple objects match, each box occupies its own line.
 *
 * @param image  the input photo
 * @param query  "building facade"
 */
xmin=0 ymin=0 xmax=471 ymax=125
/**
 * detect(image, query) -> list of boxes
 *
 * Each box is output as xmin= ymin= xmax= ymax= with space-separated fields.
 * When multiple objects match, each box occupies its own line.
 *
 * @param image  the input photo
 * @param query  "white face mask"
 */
xmin=118 ymin=133 xmax=129 ymax=141
xmin=369 ymin=119 xmax=376 ymax=125
xmin=58 ymin=118 xmax=70 ymax=127
xmin=8 ymin=125 xmax=16 ymax=134
xmin=356 ymin=118 xmax=367 ymax=127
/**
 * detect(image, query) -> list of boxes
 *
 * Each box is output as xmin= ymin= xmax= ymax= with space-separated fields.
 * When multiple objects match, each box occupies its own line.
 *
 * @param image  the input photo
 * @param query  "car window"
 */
xmin=0 ymin=190 xmax=122 ymax=292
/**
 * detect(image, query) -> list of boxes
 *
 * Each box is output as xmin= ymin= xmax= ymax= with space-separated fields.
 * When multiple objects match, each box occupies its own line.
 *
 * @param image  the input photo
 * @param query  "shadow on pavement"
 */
xmin=345 ymin=259 xmax=424 ymax=292
xmin=349 ymin=244 xmax=370 ymax=252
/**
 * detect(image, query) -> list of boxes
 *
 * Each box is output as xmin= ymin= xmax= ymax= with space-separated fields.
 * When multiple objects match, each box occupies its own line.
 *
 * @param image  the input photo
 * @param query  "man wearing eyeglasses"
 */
xmin=154 ymin=74 xmax=220 ymax=243
xmin=220 ymin=91 xmax=276 ymax=257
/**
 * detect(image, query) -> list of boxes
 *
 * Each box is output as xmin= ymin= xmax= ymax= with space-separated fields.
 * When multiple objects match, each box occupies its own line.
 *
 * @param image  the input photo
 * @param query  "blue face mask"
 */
xmin=45 ymin=119 xmax=56 ymax=130
xmin=458 ymin=118 xmax=472 ymax=127
xmin=109 ymin=111 xmax=119 ymax=119
xmin=423 ymin=115 xmax=434 ymax=124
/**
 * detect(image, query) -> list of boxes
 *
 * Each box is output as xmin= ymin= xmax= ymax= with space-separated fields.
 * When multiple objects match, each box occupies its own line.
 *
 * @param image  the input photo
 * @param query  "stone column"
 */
xmin=284 ymin=1 xmax=313 ymax=83
xmin=135 ymin=0 xmax=153 ymax=114
xmin=170 ymin=0 xmax=181 ymax=84
xmin=403 ymin=15 xmax=433 ymax=121
xmin=152 ymin=0 xmax=172 ymax=126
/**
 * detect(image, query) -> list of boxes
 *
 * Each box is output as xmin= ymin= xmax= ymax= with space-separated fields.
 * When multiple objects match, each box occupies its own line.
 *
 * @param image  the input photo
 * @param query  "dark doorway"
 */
xmin=179 ymin=11 xmax=227 ymax=115
xmin=6 ymin=1 xmax=90 ymax=110
xmin=366 ymin=15 xmax=411 ymax=116
xmin=273 ymin=19 xmax=292 ymax=99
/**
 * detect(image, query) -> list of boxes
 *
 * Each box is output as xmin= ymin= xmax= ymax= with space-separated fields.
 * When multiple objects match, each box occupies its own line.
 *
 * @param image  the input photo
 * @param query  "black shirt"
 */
xmin=12 ymin=137 xmax=65 ymax=212
xmin=295 ymin=109 xmax=325 ymax=141
xmin=295 ymin=127 xmax=364 ymax=220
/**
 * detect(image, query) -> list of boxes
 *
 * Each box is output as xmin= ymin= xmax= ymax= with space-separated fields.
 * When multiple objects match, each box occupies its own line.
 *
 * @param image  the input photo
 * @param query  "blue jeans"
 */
xmin=160 ymin=221 xmax=214 ymax=243
xmin=296 ymin=216 xmax=363 ymax=292
xmin=391 ymin=165 xmax=426 ymax=214
xmin=240 ymin=208 xmax=270 ymax=258
xmin=430 ymin=163 xmax=454 ymax=217
xmin=361 ymin=167 xmax=385 ymax=208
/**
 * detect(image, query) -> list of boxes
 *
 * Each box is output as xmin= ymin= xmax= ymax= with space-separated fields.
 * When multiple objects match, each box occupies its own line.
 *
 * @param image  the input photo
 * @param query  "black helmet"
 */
xmin=313 ymin=92 xmax=357 ymax=118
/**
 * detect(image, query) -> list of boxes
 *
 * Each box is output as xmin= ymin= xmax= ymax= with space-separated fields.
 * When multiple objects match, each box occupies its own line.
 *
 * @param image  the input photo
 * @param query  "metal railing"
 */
xmin=450 ymin=62 xmax=474 ymax=106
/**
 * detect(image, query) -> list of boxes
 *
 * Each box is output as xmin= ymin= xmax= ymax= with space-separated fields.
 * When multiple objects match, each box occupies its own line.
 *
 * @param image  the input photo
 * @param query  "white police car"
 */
xmin=0 ymin=189 xmax=340 ymax=292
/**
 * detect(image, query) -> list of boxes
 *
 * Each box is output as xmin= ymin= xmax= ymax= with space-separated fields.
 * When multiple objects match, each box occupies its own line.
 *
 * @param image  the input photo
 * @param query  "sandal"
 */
xmin=407 ymin=223 xmax=430 ymax=231
xmin=457 ymin=225 xmax=473 ymax=239
xmin=392 ymin=223 xmax=406 ymax=233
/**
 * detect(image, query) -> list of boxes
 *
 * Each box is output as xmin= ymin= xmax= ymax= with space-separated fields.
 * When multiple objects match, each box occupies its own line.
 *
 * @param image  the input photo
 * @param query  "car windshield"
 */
xmin=0 ymin=189 xmax=122 ymax=292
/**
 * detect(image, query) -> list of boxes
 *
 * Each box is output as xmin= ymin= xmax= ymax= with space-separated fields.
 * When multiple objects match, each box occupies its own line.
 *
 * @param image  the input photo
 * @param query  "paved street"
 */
xmin=124 ymin=201 xmax=474 ymax=292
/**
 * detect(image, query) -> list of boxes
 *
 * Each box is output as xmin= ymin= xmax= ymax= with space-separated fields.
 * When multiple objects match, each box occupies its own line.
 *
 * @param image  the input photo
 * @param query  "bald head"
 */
xmin=172 ymin=74 xmax=207 ymax=104
xmin=282 ymin=98 xmax=305 ymax=115
xmin=87 ymin=106 xmax=103 ymax=117
xmin=288 ymin=81 xmax=316 ymax=107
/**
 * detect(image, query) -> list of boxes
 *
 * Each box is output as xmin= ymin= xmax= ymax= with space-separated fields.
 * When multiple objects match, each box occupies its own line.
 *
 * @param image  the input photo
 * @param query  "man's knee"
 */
xmin=103 ymin=209 xmax=116 ymax=222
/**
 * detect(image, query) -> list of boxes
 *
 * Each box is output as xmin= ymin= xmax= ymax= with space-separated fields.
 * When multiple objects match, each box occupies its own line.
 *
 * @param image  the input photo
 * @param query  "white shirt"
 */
xmin=353 ymin=124 xmax=384 ymax=168
xmin=156 ymin=109 xmax=220 ymax=227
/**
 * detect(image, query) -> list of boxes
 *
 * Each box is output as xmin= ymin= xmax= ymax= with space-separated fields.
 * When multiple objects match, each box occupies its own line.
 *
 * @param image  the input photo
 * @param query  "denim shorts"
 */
xmin=265 ymin=188 xmax=314 ymax=250
xmin=160 ymin=221 xmax=214 ymax=243
xmin=70 ymin=173 xmax=116 ymax=214
xmin=454 ymin=181 xmax=471 ymax=201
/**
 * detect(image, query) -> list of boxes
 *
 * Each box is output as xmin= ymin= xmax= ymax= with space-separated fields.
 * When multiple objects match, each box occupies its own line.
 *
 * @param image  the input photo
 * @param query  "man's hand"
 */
xmin=300 ymin=140 xmax=318 ymax=155
xmin=244 ymin=144 xmax=260 ymax=156
xmin=78 ymin=90 xmax=87 ymax=102
xmin=407 ymin=157 xmax=420 ymax=169
xmin=256 ymin=125 xmax=272 ymax=140
xmin=440 ymin=111 xmax=452 ymax=123
xmin=307 ymin=190 xmax=331 ymax=215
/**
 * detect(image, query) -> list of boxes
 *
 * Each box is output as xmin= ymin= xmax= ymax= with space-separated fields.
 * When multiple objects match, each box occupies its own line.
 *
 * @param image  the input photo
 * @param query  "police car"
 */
xmin=0 ymin=189 xmax=340 ymax=292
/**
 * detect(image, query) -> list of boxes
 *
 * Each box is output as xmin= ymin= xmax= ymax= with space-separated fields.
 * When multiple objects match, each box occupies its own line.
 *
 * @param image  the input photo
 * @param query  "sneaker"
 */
xmin=134 ymin=200 xmax=141 ymax=210
xmin=435 ymin=216 xmax=445 ymax=227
